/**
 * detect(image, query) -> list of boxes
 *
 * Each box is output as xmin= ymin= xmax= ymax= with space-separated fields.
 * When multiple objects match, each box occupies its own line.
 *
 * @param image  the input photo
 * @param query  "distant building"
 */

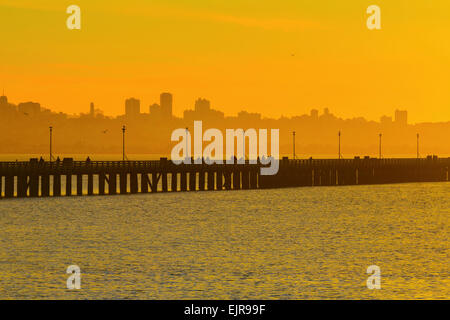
xmin=125 ymin=98 xmax=140 ymax=118
xmin=0 ymin=95 xmax=17 ymax=117
xmin=160 ymin=93 xmax=173 ymax=119
xmin=184 ymin=98 xmax=224 ymax=122
xmin=0 ymin=95 xmax=7 ymax=105
xmin=310 ymin=109 xmax=319 ymax=119
xmin=237 ymin=111 xmax=261 ymax=122
xmin=18 ymin=102 xmax=40 ymax=117
xmin=90 ymin=102 xmax=95 ymax=116
xmin=0 ymin=95 xmax=15 ymax=115
xmin=149 ymin=103 xmax=162 ymax=119
xmin=380 ymin=115 xmax=393 ymax=125
xmin=195 ymin=98 xmax=211 ymax=113
xmin=395 ymin=109 xmax=408 ymax=125
xmin=320 ymin=107 xmax=335 ymax=120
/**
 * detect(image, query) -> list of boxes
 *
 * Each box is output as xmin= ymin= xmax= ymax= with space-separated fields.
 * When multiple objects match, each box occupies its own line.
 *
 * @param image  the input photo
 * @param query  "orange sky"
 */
xmin=1 ymin=0 xmax=450 ymax=122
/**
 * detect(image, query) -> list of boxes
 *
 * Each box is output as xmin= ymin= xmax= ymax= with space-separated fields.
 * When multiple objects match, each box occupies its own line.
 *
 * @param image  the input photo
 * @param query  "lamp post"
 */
xmin=49 ymin=126 xmax=53 ymax=162
xmin=122 ymin=125 xmax=126 ymax=161
xmin=338 ymin=131 xmax=341 ymax=159
xmin=417 ymin=133 xmax=420 ymax=159
xmin=185 ymin=127 xmax=189 ymax=162
xmin=293 ymin=131 xmax=296 ymax=160
xmin=242 ymin=133 xmax=245 ymax=162
xmin=379 ymin=133 xmax=382 ymax=159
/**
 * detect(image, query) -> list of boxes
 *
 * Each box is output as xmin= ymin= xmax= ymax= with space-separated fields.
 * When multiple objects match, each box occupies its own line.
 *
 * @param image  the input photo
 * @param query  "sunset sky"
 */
xmin=1 ymin=0 xmax=450 ymax=122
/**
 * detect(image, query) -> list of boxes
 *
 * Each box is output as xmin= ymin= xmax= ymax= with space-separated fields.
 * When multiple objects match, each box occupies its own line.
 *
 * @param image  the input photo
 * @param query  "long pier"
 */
xmin=0 ymin=156 xmax=449 ymax=198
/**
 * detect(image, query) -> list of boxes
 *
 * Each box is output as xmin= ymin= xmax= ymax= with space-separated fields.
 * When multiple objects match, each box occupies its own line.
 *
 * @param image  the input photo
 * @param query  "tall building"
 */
xmin=0 ymin=95 xmax=16 ymax=116
xmin=380 ymin=115 xmax=393 ymax=125
xmin=395 ymin=109 xmax=408 ymax=125
xmin=90 ymin=102 xmax=95 ymax=116
xmin=310 ymin=109 xmax=319 ymax=119
xmin=0 ymin=95 xmax=7 ymax=106
xmin=195 ymin=98 xmax=211 ymax=113
xmin=160 ymin=93 xmax=173 ymax=119
xmin=184 ymin=98 xmax=224 ymax=122
xmin=125 ymin=98 xmax=140 ymax=118
xmin=149 ymin=103 xmax=162 ymax=119
xmin=18 ymin=102 xmax=40 ymax=117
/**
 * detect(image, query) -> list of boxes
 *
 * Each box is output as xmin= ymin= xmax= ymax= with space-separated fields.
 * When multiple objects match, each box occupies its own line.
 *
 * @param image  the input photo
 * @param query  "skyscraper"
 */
xmin=160 ymin=93 xmax=172 ymax=119
xmin=0 ymin=95 xmax=7 ymax=106
xmin=149 ymin=103 xmax=162 ymax=119
xmin=90 ymin=102 xmax=95 ymax=116
xmin=125 ymin=98 xmax=140 ymax=118
xmin=194 ymin=98 xmax=210 ymax=113
xmin=395 ymin=109 xmax=408 ymax=126
xmin=18 ymin=102 xmax=40 ymax=117
xmin=380 ymin=115 xmax=393 ymax=125
xmin=0 ymin=95 xmax=16 ymax=116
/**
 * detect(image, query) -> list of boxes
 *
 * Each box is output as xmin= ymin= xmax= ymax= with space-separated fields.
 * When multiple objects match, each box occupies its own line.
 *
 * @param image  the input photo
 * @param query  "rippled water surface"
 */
xmin=0 ymin=182 xmax=448 ymax=299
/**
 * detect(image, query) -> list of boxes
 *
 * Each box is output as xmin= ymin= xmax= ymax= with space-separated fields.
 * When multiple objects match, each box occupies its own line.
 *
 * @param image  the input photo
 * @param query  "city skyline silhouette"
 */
xmin=3 ymin=2 xmax=450 ymax=123
xmin=1 ymin=92 xmax=449 ymax=158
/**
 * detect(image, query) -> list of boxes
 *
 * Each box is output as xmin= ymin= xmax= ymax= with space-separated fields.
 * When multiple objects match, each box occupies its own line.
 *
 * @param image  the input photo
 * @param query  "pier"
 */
xmin=0 ymin=156 xmax=449 ymax=198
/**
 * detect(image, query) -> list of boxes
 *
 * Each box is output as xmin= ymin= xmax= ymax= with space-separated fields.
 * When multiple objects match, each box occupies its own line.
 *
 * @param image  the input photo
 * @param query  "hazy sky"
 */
xmin=1 ymin=0 xmax=450 ymax=122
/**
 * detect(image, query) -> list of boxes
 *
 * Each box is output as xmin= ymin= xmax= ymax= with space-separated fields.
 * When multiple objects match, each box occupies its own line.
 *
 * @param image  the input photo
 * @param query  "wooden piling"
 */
xmin=99 ymin=172 xmax=106 ymax=195
xmin=233 ymin=170 xmax=241 ymax=190
xmin=77 ymin=174 xmax=83 ymax=196
xmin=141 ymin=173 xmax=149 ymax=193
xmin=151 ymin=172 xmax=158 ymax=193
xmin=88 ymin=174 xmax=94 ymax=195
xmin=162 ymin=172 xmax=168 ymax=192
xmin=207 ymin=171 xmax=214 ymax=190
xmin=41 ymin=174 xmax=50 ymax=197
xmin=17 ymin=175 xmax=27 ymax=197
xmin=189 ymin=171 xmax=196 ymax=191
xmin=199 ymin=171 xmax=205 ymax=191
xmin=120 ymin=173 xmax=127 ymax=194
xmin=181 ymin=172 xmax=187 ymax=191
xmin=171 ymin=172 xmax=177 ymax=192
xmin=216 ymin=170 xmax=223 ymax=191
xmin=65 ymin=174 xmax=72 ymax=196
xmin=109 ymin=173 xmax=117 ymax=195
xmin=5 ymin=175 xmax=14 ymax=198
xmin=130 ymin=173 xmax=138 ymax=194
xmin=53 ymin=174 xmax=61 ymax=196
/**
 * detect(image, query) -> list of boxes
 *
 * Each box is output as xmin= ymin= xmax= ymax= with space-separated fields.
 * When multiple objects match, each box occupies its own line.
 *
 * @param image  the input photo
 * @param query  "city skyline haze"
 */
xmin=1 ymin=1 xmax=450 ymax=122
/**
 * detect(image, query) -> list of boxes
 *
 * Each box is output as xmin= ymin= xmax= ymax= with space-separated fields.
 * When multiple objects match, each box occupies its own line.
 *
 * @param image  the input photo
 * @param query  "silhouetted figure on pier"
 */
xmin=86 ymin=156 xmax=91 ymax=164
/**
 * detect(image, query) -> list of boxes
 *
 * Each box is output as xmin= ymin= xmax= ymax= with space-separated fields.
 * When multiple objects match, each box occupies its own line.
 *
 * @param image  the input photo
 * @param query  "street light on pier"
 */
xmin=122 ymin=125 xmax=126 ymax=161
xmin=49 ymin=126 xmax=53 ymax=162
xmin=338 ymin=131 xmax=341 ymax=159
xmin=417 ymin=133 xmax=420 ymax=159
xmin=293 ymin=131 xmax=296 ymax=160
xmin=185 ymin=127 xmax=189 ymax=162
xmin=379 ymin=133 xmax=382 ymax=159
